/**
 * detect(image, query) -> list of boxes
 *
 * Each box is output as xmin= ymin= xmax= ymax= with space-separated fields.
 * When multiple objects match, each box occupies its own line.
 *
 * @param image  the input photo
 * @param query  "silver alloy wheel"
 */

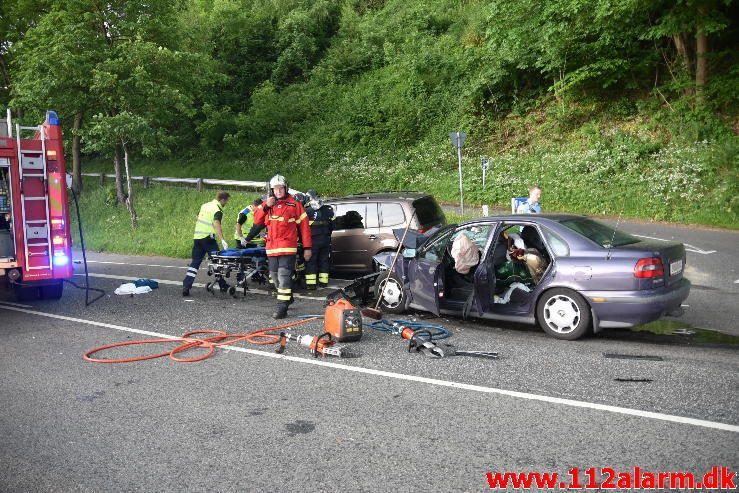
xmin=378 ymin=277 xmax=403 ymax=309
xmin=542 ymin=294 xmax=581 ymax=334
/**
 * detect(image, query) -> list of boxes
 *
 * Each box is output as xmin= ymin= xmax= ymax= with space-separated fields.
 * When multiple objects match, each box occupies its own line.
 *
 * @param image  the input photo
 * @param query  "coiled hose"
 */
xmin=84 ymin=317 xmax=319 ymax=363
xmin=367 ymin=319 xmax=451 ymax=341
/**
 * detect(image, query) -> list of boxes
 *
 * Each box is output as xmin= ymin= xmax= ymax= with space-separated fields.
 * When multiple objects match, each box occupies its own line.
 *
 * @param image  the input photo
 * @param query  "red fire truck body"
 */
xmin=0 ymin=111 xmax=73 ymax=299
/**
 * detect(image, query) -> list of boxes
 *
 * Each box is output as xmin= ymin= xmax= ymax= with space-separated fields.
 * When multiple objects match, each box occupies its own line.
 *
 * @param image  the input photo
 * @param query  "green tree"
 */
xmin=86 ymin=38 xmax=219 ymax=228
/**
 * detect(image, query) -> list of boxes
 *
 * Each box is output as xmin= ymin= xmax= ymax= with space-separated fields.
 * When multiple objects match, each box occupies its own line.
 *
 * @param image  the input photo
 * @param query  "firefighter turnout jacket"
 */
xmin=253 ymin=195 xmax=312 ymax=256
xmin=306 ymin=205 xmax=334 ymax=246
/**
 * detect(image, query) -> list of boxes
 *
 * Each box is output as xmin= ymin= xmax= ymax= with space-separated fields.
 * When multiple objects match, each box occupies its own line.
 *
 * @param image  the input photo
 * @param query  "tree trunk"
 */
xmin=122 ymin=141 xmax=138 ymax=229
xmin=113 ymin=145 xmax=126 ymax=205
xmin=71 ymin=112 xmax=83 ymax=195
xmin=695 ymin=8 xmax=708 ymax=103
xmin=672 ymin=34 xmax=692 ymax=76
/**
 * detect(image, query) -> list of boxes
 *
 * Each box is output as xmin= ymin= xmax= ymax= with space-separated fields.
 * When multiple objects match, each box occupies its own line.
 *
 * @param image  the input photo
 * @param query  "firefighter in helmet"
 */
xmin=234 ymin=197 xmax=264 ymax=248
xmin=244 ymin=175 xmax=312 ymax=319
xmin=303 ymin=190 xmax=334 ymax=290
xmin=182 ymin=191 xmax=230 ymax=297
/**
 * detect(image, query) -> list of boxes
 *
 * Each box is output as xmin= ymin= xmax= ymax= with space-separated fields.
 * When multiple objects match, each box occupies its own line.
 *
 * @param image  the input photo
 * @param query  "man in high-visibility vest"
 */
xmin=304 ymin=190 xmax=334 ymax=290
xmin=182 ymin=191 xmax=230 ymax=297
xmin=233 ymin=197 xmax=264 ymax=248
xmin=244 ymin=175 xmax=312 ymax=319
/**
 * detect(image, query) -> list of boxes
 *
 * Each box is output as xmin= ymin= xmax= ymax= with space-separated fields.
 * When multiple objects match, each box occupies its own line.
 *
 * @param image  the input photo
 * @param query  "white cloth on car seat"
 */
xmin=114 ymin=283 xmax=153 ymax=296
xmin=494 ymin=282 xmax=531 ymax=304
xmin=451 ymin=233 xmax=480 ymax=275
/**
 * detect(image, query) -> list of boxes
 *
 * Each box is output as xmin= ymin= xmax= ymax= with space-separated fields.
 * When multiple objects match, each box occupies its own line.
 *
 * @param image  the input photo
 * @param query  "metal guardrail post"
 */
xmin=99 ymin=173 xmax=105 ymax=186
xmin=143 ymin=176 xmax=150 ymax=189
xmin=196 ymin=178 xmax=203 ymax=192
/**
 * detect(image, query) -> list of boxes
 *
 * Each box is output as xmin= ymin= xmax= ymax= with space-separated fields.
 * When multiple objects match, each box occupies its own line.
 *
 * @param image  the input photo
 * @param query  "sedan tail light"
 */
xmin=634 ymin=257 xmax=664 ymax=278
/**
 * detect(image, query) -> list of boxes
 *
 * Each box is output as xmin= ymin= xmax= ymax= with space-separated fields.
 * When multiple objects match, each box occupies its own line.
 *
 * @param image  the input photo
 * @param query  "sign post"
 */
xmin=481 ymin=158 xmax=489 ymax=190
xmin=449 ymin=131 xmax=467 ymax=215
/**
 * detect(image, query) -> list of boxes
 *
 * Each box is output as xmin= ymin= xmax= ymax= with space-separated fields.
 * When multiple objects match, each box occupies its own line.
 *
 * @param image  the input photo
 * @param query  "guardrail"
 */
xmin=82 ymin=173 xmax=268 ymax=192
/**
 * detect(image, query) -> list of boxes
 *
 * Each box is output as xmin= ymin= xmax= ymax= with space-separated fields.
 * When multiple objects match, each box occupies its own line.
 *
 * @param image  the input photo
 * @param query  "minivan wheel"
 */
xmin=536 ymin=288 xmax=591 ymax=340
xmin=374 ymin=273 xmax=407 ymax=314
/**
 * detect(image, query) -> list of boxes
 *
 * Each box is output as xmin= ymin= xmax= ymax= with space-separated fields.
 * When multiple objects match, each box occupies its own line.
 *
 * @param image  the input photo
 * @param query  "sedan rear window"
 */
xmin=559 ymin=218 xmax=640 ymax=248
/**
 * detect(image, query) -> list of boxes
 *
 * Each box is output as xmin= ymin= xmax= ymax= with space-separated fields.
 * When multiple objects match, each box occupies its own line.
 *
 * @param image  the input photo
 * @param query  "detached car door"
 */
xmin=407 ymin=226 xmax=455 ymax=316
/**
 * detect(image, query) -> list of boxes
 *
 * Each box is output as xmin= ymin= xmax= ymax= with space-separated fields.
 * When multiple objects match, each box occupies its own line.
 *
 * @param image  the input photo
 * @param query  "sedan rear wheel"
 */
xmin=536 ymin=288 xmax=591 ymax=340
xmin=374 ymin=273 xmax=407 ymax=314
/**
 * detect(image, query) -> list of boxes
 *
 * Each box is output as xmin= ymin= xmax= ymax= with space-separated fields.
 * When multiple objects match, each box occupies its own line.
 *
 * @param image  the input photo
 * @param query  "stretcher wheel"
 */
xmin=228 ymin=287 xmax=236 ymax=296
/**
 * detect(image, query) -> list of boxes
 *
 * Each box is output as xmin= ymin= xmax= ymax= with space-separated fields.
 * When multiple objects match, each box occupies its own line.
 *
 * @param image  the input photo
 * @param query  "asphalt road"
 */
xmin=1 ymin=249 xmax=737 ymax=492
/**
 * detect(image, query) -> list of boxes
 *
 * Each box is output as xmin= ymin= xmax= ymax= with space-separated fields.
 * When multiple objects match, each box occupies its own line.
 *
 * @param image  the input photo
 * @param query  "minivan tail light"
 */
xmin=634 ymin=258 xmax=664 ymax=278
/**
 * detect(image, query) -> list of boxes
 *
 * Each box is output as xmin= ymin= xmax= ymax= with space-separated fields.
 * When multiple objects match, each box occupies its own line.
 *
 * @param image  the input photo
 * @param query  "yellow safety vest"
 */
xmin=234 ymin=205 xmax=254 ymax=240
xmin=193 ymin=199 xmax=223 ymax=240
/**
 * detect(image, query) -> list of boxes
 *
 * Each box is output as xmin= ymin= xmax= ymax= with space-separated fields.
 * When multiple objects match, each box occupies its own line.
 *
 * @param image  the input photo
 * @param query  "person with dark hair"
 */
xmin=516 ymin=185 xmax=542 ymax=213
xmin=234 ymin=197 xmax=264 ymax=248
xmin=182 ymin=191 xmax=230 ymax=297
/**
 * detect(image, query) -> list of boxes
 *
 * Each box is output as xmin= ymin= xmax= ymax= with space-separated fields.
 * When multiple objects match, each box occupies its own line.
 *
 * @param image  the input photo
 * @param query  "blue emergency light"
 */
xmin=46 ymin=111 xmax=60 ymax=125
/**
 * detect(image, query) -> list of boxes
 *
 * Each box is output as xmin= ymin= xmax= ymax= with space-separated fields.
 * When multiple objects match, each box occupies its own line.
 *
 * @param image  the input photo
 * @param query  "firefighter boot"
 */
xmin=272 ymin=302 xmax=289 ymax=320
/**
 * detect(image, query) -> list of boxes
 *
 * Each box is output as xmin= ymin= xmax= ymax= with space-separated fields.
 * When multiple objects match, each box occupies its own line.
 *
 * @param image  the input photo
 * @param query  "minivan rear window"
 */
xmin=380 ymin=203 xmax=405 ymax=227
xmin=412 ymin=196 xmax=446 ymax=228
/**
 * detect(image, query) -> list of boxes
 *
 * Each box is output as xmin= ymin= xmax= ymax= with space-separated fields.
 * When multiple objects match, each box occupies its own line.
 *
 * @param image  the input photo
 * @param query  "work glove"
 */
xmin=221 ymin=239 xmax=229 ymax=251
xmin=303 ymin=248 xmax=312 ymax=262
xmin=239 ymin=237 xmax=248 ymax=248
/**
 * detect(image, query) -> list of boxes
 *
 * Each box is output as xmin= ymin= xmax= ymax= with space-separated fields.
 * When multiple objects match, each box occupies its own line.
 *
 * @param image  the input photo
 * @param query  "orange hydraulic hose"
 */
xmin=84 ymin=317 xmax=319 ymax=364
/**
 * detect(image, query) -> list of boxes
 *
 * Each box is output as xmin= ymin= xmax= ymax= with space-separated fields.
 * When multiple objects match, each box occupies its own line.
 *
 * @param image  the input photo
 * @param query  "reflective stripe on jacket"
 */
xmin=253 ymin=195 xmax=312 ymax=256
xmin=193 ymin=199 xmax=223 ymax=239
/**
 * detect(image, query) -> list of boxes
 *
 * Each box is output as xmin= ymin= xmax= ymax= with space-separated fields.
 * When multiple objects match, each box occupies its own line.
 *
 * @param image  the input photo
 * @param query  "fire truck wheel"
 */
xmin=40 ymin=280 xmax=64 ymax=300
xmin=14 ymin=284 xmax=41 ymax=302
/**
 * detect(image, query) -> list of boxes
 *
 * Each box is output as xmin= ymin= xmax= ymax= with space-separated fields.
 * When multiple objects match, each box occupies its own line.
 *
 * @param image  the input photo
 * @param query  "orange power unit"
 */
xmin=324 ymin=298 xmax=363 ymax=342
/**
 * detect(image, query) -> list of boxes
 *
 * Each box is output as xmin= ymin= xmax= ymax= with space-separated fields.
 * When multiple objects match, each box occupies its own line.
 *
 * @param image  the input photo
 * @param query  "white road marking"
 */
xmin=632 ymin=234 xmax=716 ymax=255
xmin=735 ymin=280 xmax=739 ymax=284
xmin=73 ymin=272 xmax=326 ymax=301
xmin=80 ymin=260 xmax=187 ymax=269
xmin=0 ymin=300 xmax=33 ymax=308
xmin=74 ymin=261 xmax=348 ymax=290
xmin=1 ymin=304 xmax=737 ymax=434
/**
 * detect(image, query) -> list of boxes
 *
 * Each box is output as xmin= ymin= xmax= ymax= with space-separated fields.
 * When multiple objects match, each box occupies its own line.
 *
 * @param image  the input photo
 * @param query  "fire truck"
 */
xmin=0 ymin=110 xmax=73 ymax=300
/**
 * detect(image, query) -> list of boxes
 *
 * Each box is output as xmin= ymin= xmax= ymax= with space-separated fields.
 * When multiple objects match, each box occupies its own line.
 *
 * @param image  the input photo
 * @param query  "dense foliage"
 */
xmin=2 ymin=0 xmax=737 ymax=227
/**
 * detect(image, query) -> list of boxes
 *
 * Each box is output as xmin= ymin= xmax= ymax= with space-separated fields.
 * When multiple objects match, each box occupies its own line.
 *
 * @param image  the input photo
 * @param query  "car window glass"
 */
xmin=365 ymin=202 xmax=379 ymax=228
xmin=541 ymin=227 xmax=569 ymax=256
xmin=451 ymin=224 xmax=495 ymax=251
xmin=560 ymin=218 xmax=639 ymax=247
xmin=418 ymin=228 xmax=455 ymax=262
xmin=380 ymin=203 xmax=405 ymax=227
xmin=333 ymin=203 xmax=366 ymax=230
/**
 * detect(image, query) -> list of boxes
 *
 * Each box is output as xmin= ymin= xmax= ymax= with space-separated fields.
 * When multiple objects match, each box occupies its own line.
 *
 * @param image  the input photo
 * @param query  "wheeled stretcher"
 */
xmin=206 ymin=247 xmax=269 ymax=297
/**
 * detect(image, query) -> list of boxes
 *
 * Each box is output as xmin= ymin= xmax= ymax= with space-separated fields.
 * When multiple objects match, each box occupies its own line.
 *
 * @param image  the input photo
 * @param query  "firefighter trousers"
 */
xmin=305 ymin=244 xmax=331 ymax=287
xmin=183 ymin=237 xmax=226 ymax=291
xmin=268 ymin=254 xmax=296 ymax=305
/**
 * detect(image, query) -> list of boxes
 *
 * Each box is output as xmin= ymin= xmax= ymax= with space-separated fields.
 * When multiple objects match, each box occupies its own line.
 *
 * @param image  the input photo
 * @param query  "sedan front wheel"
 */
xmin=374 ymin=273 xmax=408 ymax=314
xmin=536 ymin=288 xmax=591 ymax=340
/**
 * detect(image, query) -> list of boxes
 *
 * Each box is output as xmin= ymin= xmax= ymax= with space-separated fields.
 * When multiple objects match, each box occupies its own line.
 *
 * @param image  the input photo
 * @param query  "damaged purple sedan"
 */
xmin=371 ymin=215 xmax=691 ymax=340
